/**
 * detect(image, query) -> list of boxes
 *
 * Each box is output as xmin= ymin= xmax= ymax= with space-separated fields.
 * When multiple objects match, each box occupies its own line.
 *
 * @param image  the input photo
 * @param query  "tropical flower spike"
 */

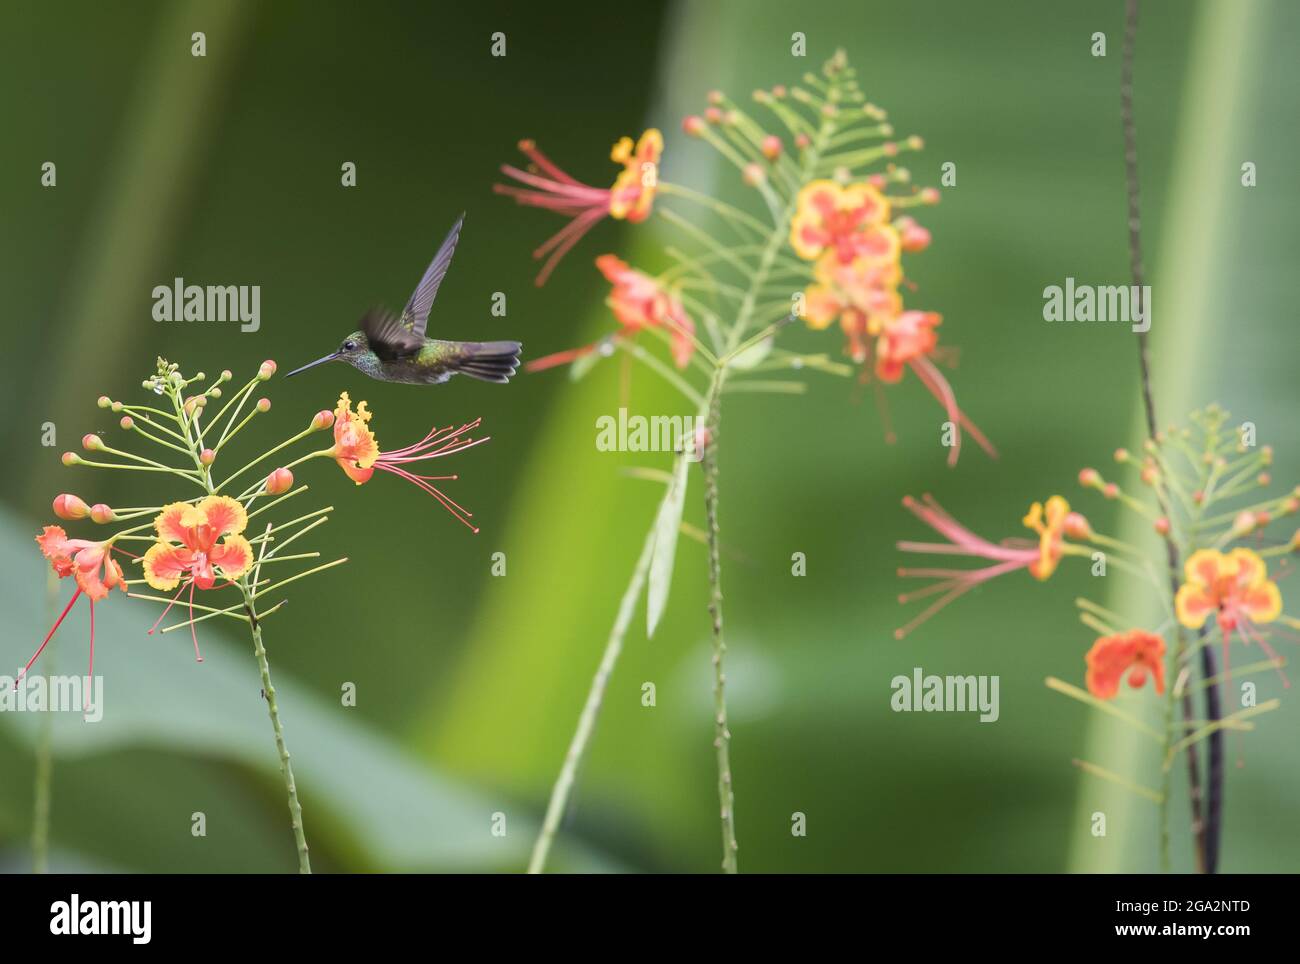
xmin=501 ymin=50 xmax=999 ymax=877
xmin=897 ymin=405 xmax=1297 ymax=847
xmin=501 ymin=50 xmax=993 ymax=468
xmin=23 ymin=356 xmax=492 ymax=872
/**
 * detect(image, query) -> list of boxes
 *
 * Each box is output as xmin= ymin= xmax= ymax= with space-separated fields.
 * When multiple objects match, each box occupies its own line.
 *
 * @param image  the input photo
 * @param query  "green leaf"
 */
xmin=727 ymin=336 xmax=773 ymax=370
xmin=646 ymin=453 xmax=690 ymax=639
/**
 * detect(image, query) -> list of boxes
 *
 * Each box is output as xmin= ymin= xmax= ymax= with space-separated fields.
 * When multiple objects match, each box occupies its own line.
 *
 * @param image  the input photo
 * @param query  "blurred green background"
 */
xmin=2 ymin=0 xmax=1296 ymax=873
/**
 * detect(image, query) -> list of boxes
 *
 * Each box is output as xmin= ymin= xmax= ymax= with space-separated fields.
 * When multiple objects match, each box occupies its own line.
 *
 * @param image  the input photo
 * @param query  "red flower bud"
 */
xmin=90 ymin=503 xmax=115 ymax=524
xmin=256 ymin=397 xmax=271 ymax=413
xmin=761 ymin=135 xmax=782 ymax=160
xmin=53 ymin=493 xmax=90 ymax=520
xmin=265 ymin=467 xmax=294 ymax=495
xmin=81 ymin=433 xmax=102 ymax=451
xmin=682 ymin=115 xmax=705 ymax=136
xmin=258 ymin=359 xmax=277 ymax=380
xmin=200 ymin=448 xmax=216 ymax=466
xmin=1064 ymin=512 xmax=1093 ymax=540
xmin=311 ymin=409 xmax=335 ymax=431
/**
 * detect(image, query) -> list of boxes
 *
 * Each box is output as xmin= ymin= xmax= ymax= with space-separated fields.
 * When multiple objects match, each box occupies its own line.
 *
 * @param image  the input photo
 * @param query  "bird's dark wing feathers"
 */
xmin=400 ymin=212 xmax=465 ymax=338
xmin=362 ymin=308 xmax=423 ymax=360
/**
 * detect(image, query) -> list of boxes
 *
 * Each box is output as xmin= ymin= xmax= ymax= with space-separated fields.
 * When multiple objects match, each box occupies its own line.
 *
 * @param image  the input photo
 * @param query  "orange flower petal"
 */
xmin=154 ymin=502 xmax=194 ymax=544
xmin=211 ymin=534 xmax=254 ymax=579
xmin=198 ymin=495 xmax=248 ymax=538
xmin=142 ymin=542 xmax=188 ymax=591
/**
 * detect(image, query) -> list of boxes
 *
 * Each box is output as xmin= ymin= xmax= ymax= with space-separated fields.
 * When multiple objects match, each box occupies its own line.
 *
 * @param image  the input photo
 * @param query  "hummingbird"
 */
xmin=285 ymin=213 xmax=522 ymax=384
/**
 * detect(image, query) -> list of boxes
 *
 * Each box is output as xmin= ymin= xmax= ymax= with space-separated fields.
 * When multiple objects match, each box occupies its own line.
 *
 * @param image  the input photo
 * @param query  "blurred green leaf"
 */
xmin=647 ymin=453 xmax=690 ymax=639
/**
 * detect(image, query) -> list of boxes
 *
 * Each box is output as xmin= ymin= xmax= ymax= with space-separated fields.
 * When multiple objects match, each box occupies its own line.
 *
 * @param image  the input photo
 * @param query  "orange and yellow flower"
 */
xmin=23 ymin=525 xmax=131 ymax=690
xmin=323 ymin=393 xmax=488 ymax=531
xmin=790 ymin=180 xmax=895 ymax=264
xmin=527 ymin=255 xmax=698 ymax=373
xmin=894 ymin=494 xmax=1081 ymax=638
xmin=1085 ymin=629 xmax=1167 ymax=699
xmin=495 ymin=130 xmax=664 ymax=285
xmin=608 ymin=130 xmax=663 ymax=223
xmin=142 ymin=495 xmax=254 ymax=592
xmin=875 ymin=310 xmax=942 ymax=384
xmin=329 ymin=391 xmax=380 ymax=484
xmin=36 ymin=526 xmax=125 ymax=600
xmin=1174 ymin=548 xmax=1282 ymax=634
xmin=1022 ymin=496 xmax=1091 ymax=581
xmin=803 ymin=254 xmax=903 ymax=359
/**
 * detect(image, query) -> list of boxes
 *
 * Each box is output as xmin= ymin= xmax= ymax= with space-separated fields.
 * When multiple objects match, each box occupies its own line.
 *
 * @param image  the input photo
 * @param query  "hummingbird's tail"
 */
xmin=449 ymin=340 xmax=523 ymax=384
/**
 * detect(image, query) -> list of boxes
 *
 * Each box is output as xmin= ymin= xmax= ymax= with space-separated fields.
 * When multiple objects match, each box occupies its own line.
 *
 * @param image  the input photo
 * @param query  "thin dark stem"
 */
xmin=1122 ymin=0 xmax=1221 ymax=874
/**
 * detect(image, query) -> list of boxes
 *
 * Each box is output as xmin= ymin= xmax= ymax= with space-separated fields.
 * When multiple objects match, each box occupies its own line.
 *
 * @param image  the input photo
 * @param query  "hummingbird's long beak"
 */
xmin=284 ymin=353 xmax=338 ymax=378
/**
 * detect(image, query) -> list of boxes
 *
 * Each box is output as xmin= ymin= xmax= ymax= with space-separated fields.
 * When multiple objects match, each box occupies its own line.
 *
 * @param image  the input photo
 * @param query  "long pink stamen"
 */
xmin=189 ymin=580 xmax=204 ymax=663
xmin=85 ymin=600 xmax=95 ymax=716
xmin=532 ymin=203 xmax=607 ymax=259
xmin=378 ymin=464 xmax=478 ymax=532
xmin=908 ymin=356 xmax=961 ymax=466
xmin=900 ymin=495 xmax=1027 ymax=561
xmin=1240 ymin=621 xmax=1288 ymax=687
xmin=17 ymin=588 xmax=82 ymax=687
xmin=894 ymin=558 xmax=1026 ymax=639
xmin=525 ymin=342 xmax=601 ymax=372
xmin=516 ymin=140 xmax=585 ymax=186
xmin=491 ymin=184 xmax=596 ymax=214
xmin=147 ymin=581 xmax=190 ymax=635
xmin=496 ymin=165 xmax=608 ymax=201
xmin=534 ymin=207 xmax=607 ymax=285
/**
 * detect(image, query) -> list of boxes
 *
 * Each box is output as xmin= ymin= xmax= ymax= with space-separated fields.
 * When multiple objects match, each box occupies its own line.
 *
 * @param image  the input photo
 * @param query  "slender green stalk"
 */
xmin=527 ymin=524 xmax=659 ymax=874
xmin=701 ymin=366 xmax=738 ymax=872
xmin=241 ymin=581 xmax=311 ymax=873
xmin=32 ymin=568 xmax=59 ymax=874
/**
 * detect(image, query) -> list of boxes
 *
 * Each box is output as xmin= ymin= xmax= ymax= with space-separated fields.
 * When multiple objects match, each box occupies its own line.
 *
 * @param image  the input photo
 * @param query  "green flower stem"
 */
xmin=119 ymin=403 xmax=184 ymax=424
xmin=73 ymin=458 xmax=202 ymax=481
xmin=124 ymin=416 xmax=192 ymax=448
xmin=240 ymin=580 xmax=311 ymax=873
xmin=613 ymin=339 xmax=705 ymax=408
xmin=256 ymin=515 xmax=331 ymax=559
xmin=701 ymin=365 xmax=738 ymax=873
xmin=255 ymin=557 xmax=347 ymax=597
xmin=205 ymin=376 xmax=256 ymax=431
xmin=32 ymin=568 xmax=59 ymax=873
xmin=213 ymin=427 xmax=317 ymax=493
xmin=658 ymin=181 xmax=770 ymax=239
xmin=244 ymin=485 xmax=308 ymax=520
xmin=161 ymin=597 xmax=287 ymax=633
xmin=213 ymin=406 xmax=262 ymax=453
xmin=527 ymin=523 xmax=660 ymax=874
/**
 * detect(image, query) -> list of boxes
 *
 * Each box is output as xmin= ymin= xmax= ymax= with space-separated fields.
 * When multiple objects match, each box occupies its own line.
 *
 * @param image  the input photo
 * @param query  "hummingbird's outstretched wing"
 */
xmin=400 ymin=212 xmax=465 ymax=338
xmin=362 ymin=308 xmax=424 ymax=359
